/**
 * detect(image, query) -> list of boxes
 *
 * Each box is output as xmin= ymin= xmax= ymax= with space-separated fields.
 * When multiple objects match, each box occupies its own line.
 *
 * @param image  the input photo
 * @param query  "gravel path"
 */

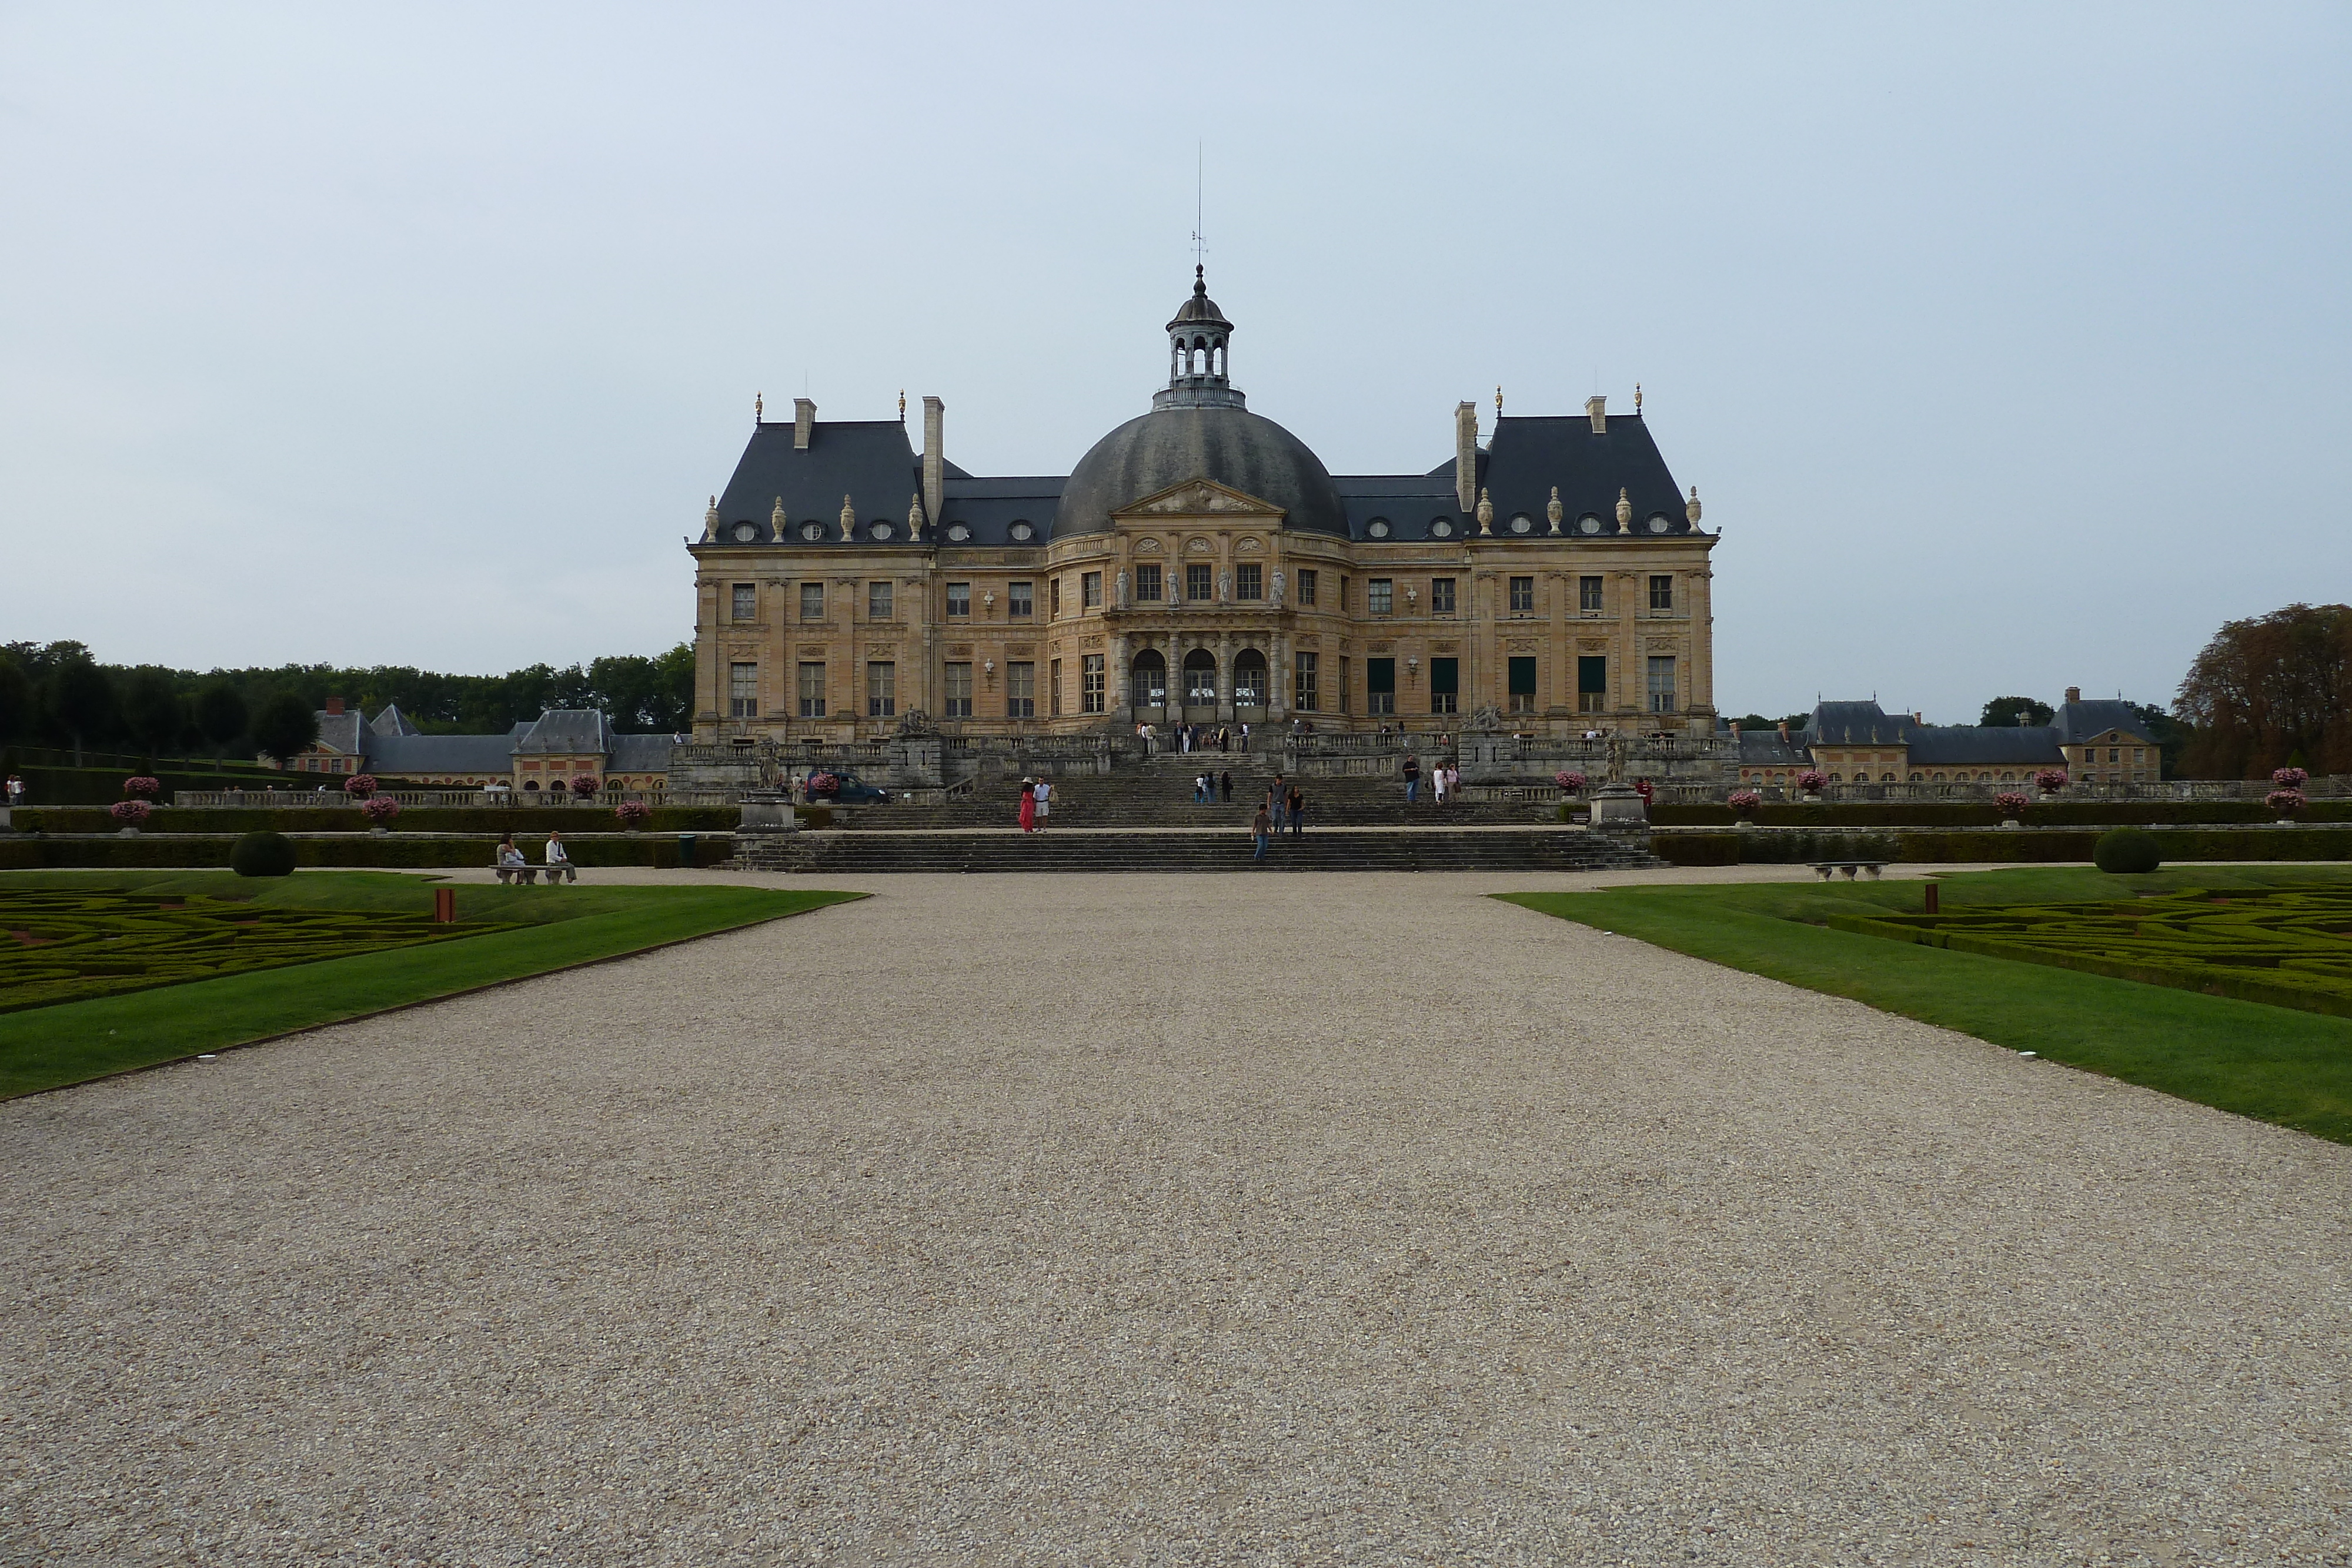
xmin=4 ymin=871 xmax=2347 ymax=1566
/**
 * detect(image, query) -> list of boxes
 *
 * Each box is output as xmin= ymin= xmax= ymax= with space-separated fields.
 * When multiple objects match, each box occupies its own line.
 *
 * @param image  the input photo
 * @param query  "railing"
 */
xmin=173 ymin=789 xmax=664 ymax=809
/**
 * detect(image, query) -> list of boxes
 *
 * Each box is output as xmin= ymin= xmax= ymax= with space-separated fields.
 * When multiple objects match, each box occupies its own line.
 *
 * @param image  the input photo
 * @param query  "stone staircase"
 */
xmin=735 ymin=824 xmax=1664 ymax=875
xmin=841 ymin=753 xmax=1551 ymax=831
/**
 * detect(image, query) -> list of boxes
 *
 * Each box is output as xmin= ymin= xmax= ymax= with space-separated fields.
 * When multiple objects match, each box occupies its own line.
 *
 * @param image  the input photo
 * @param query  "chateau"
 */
xmin=689 ymin=271 xmax=1719 ymax=742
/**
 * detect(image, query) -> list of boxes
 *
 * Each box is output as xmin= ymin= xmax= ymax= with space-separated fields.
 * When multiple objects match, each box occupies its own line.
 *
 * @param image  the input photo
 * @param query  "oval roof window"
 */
xmin=870 ymin=520 xmax=893 ymax=541
xmin=1008 ymin=520 xmax=1036 ymax=541
xmin=1430 ymin=517 xmax=1455 ymax=538
xmin=1366 ymin=517 xmax=1391 ymax=538
xmin=1578 ymin=514 xmax=1602 ymax=534
xmin=731 ymin=520 xmax=757 ymax=543
xmin=946 ymin=523 xmax=970 ymax=542
xmin=1509 ymin=514 xmax=1534 ymax=534
xmin=1646 ymin=514 xmax=1670 ymax=534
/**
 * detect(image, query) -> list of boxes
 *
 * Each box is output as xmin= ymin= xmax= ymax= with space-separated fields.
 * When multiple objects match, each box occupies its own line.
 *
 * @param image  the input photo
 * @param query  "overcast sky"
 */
xmin=2 ymin=3 xmax=2344 ymax=722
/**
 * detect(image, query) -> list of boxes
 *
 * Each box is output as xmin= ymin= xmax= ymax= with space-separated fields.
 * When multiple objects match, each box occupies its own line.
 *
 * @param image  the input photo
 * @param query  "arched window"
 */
xmin=1131 ymin=648 xmax=1167 ymax=710
xmin=1232 ymin=648 xmax=1268 ymax=707
xmin=1182 ymin=648 xmax=1218 ymax=707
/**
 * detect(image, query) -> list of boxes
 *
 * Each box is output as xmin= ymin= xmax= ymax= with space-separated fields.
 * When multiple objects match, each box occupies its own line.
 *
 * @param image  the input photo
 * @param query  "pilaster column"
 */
xmin=1269 ymin=630 xmax=1288 ymax=719
xmin=1216 ymin=630 xmax=1235 ymax=722
xmin=1109 ymin=631 xmax=1130 ymax=723
xmin=1617 ymin=570 xmax=1640 ymax=718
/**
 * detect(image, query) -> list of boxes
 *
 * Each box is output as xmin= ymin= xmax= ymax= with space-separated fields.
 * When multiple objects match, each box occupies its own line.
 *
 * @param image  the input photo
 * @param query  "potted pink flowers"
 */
xmin=2033 ymin=768 xmax=2069 ymax=798
xmin=2266 ymin=788 xmax=2306 ymax=825
xmin=1555 ymin=770 xmax=1587 ymax=795
xmin=569 ymin=774 xmax=599 ymax=800
xmin=360 ymin=795 xmax=402 ymax=833
xmin=1796 ymin=770 xmax=1827 ymax=803
xmin=123 ymin=775 xmax=161 ymax=801
xmin=109 ymin=798 xmax=152 ymax=834
xmin=343 ymin=773 xmax=379 ymax=800
xmin=1994 ymin=791 xmax=2029 ymax=827
xmin=2273 ymin=766 xmax=2310 ymax=791
xmin=1728 ymin=789 xmax=1762 ymax=824
xmin=615 ymin=800 xmax=653 ymax=832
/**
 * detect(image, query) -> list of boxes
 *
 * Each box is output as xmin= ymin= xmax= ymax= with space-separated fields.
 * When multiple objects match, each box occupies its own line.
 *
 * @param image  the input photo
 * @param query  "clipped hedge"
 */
xmin=2 ymin=763 xmax=286 ymax=808
xmin=11 ymin=804 xmax=739 ymax=836
xmin=1649 ymin=826 xmax=2352 ymax=867
xmin=1649 ymin=799 xmax=2352 ymax=830
xmin=0 ymin=833 xmax=736 ymax=871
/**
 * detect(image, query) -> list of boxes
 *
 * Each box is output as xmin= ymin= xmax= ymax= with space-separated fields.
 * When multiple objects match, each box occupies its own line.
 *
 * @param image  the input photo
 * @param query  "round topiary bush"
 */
xmin=2093 ymin=826 xmax=2161 ymax=874
xmin=231 ymin=829 xmax=298 ymax=877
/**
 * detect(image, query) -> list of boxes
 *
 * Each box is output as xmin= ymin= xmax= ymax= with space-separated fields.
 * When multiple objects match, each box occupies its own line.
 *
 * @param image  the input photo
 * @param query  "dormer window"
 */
xmin=800 ymin=521 xmax=825 ymax=541
xmin=1429 ymin=517 xmax=1455 ymax=539
xmin=1366 ymin=518 xmax=1392 ymax=539
xmin=1008 ymin=520 xmax=1036 ymax=543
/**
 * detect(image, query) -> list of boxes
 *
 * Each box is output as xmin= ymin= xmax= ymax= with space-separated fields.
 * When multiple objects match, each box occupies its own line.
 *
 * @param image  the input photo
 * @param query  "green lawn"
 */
xmin=0 ymin=870 xmax=864 ymax=1098
xmin=1499 ymin=865 xmax=2352 ymax=1145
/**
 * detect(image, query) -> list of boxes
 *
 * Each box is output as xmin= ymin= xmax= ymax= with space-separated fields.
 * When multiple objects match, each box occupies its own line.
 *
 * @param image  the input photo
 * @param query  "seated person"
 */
xmin=544 ymin=830 xmax=576 ymax=883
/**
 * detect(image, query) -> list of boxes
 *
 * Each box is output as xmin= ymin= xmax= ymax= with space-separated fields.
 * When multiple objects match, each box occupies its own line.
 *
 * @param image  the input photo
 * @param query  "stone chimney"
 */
xmin=2064 ymin=686 xmax=2081 ymax=704
xmin=1454 ymin=402 xmax=1478 ymax=512
xmin=1586 ymin=395 xmax=1607 ymax=434
xmin=1778 ymin=721 xmax=1790 ymax=741
xmin=325 ymin=696 xmax=345 ymax=717
xmin=922 ymin=396 xmax=944 ymax=531
xmin=793 ymin=397 xmax=816 ymax=451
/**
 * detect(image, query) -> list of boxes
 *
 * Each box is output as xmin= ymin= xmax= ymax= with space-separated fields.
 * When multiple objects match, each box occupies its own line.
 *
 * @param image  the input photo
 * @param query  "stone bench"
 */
xmin=1812 ymin=861 xmax=1887 ymax=881
xmin=495 ymin=863 xmax=579 ymax=885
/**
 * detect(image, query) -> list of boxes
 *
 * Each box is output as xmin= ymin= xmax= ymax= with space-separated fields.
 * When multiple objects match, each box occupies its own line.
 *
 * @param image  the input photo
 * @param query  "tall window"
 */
xmin=1136 ymin=563 xmax=1162 ymax=602
xmin=1186 ymin=563 xmax=1212 ymax=601
xmin=1297 ymin=569 xmax=1317 ymax=606
xmin=1368 ymin=657 xmax=1396 ymax=716
xmin=1430 ymin=657 xmax=1458 ymax=715
xmin=1006 ymin=661 xmax=1035 ymax=718
xmin=868 ymin=581 xmax=893 ymax=620
xmin=1649 ymin=575 xmax=1673 ymax=611
xmin=1579 ymin=576 xmax=1604 ymax=613
xmin=1430 ymin=578 xmax=1455 ymax=615
xmin=729 ymin=661 xmax=757 ymax=718
xmin=730 ymin=583 xmax=756 ymax=623
xmin=1237 ymin=563 xmax=1262 ymax=600
xmin=1369 ymin=579 xmax=1394 ymax=616
xmin=1082 ymin=571 xmax=1101 ymax=609
xmin=1578 ymin=655 xmax=1608 ymax=714
xmin=797 ymin=662 xmax=826 ymax=718
xmin=944 ymin=661 xmax=973 ymax=718
xmin=1050 ymin=579 xmax=1062 ymax=618
xmin=1049 ymin=658 xmax=1063 ymax=716
xmin=1508 ymin=655 xmax=1537 ymax=713
xmin=799 ymin=583 xmax=824 ymax=621
xmin=1340 ymin=576 xmax=1351 ymax=612
xmin=1338 ymin=655 xmax=1351 ymax=714
xmin=1009 ymin=581 xmax=1033 ymax=618
xmin=1293 ymin=651 xmax=1319 ymax=712
xmin=1081 ymin=654 xmax=1105 ymax=713
xmin=946 ymin=582 xmax=971 ymax=617
xmin=1509 ymin=576 xmax=1535 ymax=614
xmin=866 ymin=661 xmax=896 ymax=718
xmin=1646 ymin=655 xmax=1677 ymax=713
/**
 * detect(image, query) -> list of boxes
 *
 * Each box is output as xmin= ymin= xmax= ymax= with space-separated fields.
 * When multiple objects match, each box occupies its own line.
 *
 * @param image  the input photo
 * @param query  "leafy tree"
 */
xmin=45 ymin=658 xmax=116 ymax=764
xmin=120 ymin=667 xmax=184 ymax=754
xmin=250 ymin=690 xmax=320 ymax=766
xmin=193 ymin=682 xmax=249 ymax=756
xmin=1723 ymin=712 xmax=1811 ymax=734
xmin=0 ymin=654 xmax=31 ymax=744
xmin=2175 ymin=603 xmax=2351 ymax=778
xmin=1979 ymin=696 xmax=2052 ymax=728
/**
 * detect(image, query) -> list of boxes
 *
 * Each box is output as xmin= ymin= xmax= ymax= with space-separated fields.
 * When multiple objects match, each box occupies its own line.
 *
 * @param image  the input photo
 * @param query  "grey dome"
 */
xmin=1054 ymin=404 xmax=1350 ymax=539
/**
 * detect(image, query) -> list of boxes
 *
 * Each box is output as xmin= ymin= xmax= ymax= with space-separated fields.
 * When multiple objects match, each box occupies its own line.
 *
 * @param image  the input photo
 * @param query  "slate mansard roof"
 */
xmin=348 ymin=710 xmax=674 ymax=777
xmin=2053 ymin=700 xmax=2156 ymax=746
xmin=1799 ymin=700 xmax=2067 ymax=769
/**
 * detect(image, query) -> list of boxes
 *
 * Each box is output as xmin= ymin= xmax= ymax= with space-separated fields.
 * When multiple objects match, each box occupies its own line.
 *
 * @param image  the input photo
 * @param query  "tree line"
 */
xmin=0 ymin=641 xmax=696 ymax=765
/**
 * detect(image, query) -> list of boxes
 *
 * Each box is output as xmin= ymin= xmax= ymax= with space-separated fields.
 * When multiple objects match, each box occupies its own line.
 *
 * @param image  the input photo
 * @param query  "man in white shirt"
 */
xmin=1033 ymin=778 xmax=1051 ymax=828
xmin=544 ymin=829 xmax=576 ymax=882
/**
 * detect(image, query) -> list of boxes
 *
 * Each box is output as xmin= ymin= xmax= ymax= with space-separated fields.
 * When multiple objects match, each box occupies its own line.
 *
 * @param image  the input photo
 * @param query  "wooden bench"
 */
xmin=1812 ymin=861 xmax=1887 ymax=881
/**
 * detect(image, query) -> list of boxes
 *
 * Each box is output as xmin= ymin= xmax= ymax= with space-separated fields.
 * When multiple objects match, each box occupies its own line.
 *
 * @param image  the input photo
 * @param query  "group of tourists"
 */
xmin=1398 ymin=752 xmax=1463 ymax=806
xmin=1014 ymin=775 xmax=1053 ymax=831
xmin=1194 ymin=771 xmax=1232 ymax=805
xmin=1138 ymin=721 xmax=1244 ymax=756
xmin=1251 ymin=774 xmax=1308 ymax=861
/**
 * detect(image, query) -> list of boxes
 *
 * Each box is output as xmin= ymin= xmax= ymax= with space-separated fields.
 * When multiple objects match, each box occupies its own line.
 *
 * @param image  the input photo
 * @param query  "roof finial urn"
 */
xmin=1634 ymin=383 xmax=1642 ymax=414
xmin=907 ymin=491 xmax=926 ymax=539
xmin=771 ymin=497 xmax=786 ymax=535
xmin=1494 ymin=385 xmax=1503 ymax=422
xmin=754 ymin=391 xmax=763 ymax=424
xmin=1615 ymin=487 xmax=1633 ymax=534
xmin=1686 ymin=485 xmax=1702 ymax=526
xmin=839 ymin=494 xmax=856 ymax=541
xmin=1546 ymin=486 xmax=1564 ymax=534
xmin=1475 ymin=487 xmax=1495 ymax=535
xmin=703 ymin=495 xmax=718 ymax=541
xmin=898 ymin=389 xmax=906 ymax=423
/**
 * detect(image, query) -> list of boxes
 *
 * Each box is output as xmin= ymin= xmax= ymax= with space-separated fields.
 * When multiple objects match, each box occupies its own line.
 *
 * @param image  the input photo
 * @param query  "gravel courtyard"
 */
xmin=4 ymin=870 xmax=2348 ymax=1566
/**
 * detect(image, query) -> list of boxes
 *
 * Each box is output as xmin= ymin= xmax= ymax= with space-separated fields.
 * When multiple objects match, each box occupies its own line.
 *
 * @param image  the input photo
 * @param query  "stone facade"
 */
xmin=689 ymin=272 xmax=1719 ymax=745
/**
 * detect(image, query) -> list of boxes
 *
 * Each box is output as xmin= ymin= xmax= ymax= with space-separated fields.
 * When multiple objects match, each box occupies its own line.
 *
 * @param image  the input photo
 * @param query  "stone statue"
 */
xmin=1605 ymin=728 xmax=1626 ymax=783
xmin=1468 ymin=704 xmax=1505 ymax=734
xmin=894 ymin=709 xmax=936 ymax=737
xmin=839 ymin=494 xmax=856 ymax=541
xmin=1218 ymin=567 xmax=1231 ymax=603
xmin=1115 ymin=569 xmax=1130 ymax=610
xmin=1271 ymin=569 xmax=1285 ymax=607
xmin=703 ymin=495 xmax=719 ymax=541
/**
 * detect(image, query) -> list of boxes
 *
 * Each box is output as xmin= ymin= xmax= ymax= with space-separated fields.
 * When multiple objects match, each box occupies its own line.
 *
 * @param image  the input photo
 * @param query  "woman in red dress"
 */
xmin=1017 ymin=777 xmax=1037 ymax=833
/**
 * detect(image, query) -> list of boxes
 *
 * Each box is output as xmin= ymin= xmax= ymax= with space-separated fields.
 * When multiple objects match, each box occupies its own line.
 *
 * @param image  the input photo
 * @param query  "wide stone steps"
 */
xmin=744 ymin=827 xmax=1662 ymax=875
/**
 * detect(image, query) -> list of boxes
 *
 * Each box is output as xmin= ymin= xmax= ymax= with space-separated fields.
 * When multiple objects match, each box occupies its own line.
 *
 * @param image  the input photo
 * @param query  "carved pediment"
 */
xmin=1132 ymin=537 xmax=1164 ymax=553
xmin=1234 ymin=536 xmax=1263 ymax=553
xmin=1117 ymin=478 xmax=1286 ymax=520
xmin=1184 ymin=536 xmax=1217 ymax=554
